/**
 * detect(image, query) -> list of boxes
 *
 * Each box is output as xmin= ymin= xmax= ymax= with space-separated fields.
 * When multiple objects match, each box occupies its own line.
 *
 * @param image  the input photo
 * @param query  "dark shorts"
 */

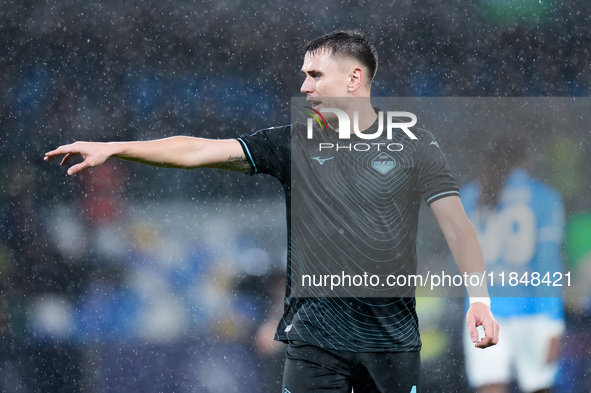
xmin=282 ymin=341 xmax=420 ymax=393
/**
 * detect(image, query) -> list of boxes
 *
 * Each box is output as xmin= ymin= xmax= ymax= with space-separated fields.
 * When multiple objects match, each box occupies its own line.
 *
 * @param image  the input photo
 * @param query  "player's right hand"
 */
xmin=466 ymin=301 xmax=500 ymax=349
xmin=44 ymin=141 xmax=112 ymax=175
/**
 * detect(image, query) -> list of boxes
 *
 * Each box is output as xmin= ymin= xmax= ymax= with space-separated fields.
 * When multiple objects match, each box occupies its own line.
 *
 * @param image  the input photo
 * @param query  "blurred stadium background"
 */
xmin=1 ymin=0 xmax=591 ymax=392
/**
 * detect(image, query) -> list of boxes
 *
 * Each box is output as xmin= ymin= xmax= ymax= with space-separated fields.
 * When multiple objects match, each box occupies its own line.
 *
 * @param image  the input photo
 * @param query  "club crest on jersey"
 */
xmin=372 ymin=153 xmax=396 ymax=175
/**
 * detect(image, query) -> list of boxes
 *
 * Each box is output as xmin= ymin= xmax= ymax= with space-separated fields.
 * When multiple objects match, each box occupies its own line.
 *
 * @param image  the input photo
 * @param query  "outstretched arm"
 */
xmin=430 ymin=196 xmax=500 ymax=349
xmin=44 ymin=136 xmax=250 ymax=175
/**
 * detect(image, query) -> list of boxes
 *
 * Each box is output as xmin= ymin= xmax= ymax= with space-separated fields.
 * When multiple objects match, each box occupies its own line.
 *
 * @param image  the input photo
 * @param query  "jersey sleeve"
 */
xmin=236 ymin=125 xmax=290 ymax=183
xmin=414 ymin=131 xmax=459 ymax=205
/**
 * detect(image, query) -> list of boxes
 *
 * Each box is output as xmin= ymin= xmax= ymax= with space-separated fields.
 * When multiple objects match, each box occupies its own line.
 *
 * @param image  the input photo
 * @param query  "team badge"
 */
xmin=372 ymin=153 xmax=396 ymax=174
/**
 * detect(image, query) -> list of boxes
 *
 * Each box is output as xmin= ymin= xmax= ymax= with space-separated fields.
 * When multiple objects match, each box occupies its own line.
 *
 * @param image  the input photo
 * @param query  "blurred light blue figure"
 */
xmin=461 ymin=135 xmax=565 ymax=393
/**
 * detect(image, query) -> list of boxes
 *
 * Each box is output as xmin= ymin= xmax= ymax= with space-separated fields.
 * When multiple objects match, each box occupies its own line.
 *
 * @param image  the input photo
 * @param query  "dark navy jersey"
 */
xmin=237 ymin=119 xmax=458 ymax=352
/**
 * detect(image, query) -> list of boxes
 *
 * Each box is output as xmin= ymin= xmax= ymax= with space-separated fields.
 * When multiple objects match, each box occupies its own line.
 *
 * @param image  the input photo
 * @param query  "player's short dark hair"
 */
xmin=302 ymin=30 xmax=379 ymax=83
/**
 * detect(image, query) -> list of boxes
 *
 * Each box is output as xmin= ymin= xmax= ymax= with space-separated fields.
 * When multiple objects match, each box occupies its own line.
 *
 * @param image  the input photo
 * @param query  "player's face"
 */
xmin=300 ymin=48 xmax=351 ymax=110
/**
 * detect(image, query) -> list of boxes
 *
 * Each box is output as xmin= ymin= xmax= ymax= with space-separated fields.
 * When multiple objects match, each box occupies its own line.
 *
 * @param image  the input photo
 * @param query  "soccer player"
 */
xmin=45 ymin=30 xmax=499 ymax=393
xmin=460 ymin=135 xmax=565 ymax=393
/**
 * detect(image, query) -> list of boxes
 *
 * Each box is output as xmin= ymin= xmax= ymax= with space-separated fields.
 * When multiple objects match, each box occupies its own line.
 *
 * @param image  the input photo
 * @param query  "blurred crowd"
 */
xmin=1 ymin=0 xmax=591 ymax=392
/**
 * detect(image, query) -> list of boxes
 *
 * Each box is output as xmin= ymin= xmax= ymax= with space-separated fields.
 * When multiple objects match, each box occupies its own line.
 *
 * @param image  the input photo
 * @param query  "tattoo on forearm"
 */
xmin=209 ymin=155 xmax=251 ymax=173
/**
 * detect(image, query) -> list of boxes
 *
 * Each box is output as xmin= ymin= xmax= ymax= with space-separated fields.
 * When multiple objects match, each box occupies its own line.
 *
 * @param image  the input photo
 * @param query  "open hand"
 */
xmin=44 ymin=141 xmax=113 ymax=175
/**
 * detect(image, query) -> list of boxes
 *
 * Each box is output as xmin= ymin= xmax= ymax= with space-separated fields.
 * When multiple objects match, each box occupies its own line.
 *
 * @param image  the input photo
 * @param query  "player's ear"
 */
xmin=348 ymin=66 xmax=364 ymax=92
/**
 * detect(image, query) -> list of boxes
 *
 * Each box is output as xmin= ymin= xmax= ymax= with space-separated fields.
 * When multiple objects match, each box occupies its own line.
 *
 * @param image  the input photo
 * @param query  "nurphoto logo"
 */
xmin=305 ymin=107 xmax=418 ymax=140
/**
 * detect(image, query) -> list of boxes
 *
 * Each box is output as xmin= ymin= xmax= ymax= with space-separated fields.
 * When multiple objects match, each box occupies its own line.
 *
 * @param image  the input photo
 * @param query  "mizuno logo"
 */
xmin=430 ymin=140 xmax=439 ymax=148
xmin=311 ymin=156 xmax=334 ymax=165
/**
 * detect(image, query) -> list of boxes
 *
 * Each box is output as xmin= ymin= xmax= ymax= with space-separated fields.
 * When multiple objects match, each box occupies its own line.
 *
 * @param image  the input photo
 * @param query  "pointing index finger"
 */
xmin=44 ymin=145 xmax=67 ymax=160
xmin=44 ymin=144 xmax=76 ymax=161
